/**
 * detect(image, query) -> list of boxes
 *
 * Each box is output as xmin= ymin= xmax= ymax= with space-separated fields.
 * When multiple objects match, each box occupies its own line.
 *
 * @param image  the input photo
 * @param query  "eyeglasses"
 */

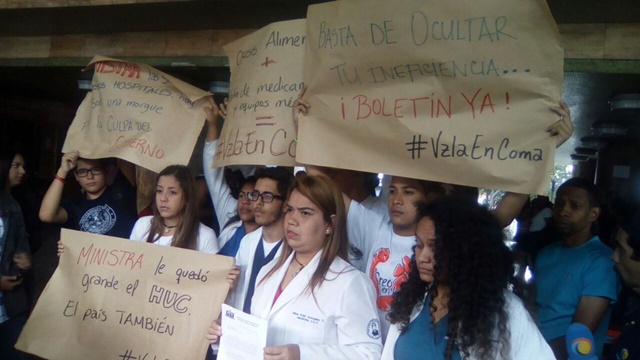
xmin=248 ymin=190 xmax=284 ymax=203
xmin=75 ymin=167 xmax=104 ymax=177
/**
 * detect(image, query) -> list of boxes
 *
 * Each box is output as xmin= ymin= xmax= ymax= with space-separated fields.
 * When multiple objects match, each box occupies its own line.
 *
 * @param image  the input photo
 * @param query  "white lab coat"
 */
xmin=381 ymin=292 xmax=554 ymax=360
xmin=203 ymin=139 xmax=258 ymax=250
xmin=217 ymin=220 xmax=243 ymax=249
xmin=226 ymin=227 xmax=284 ymax=310
xmin=251 ymin=251 xmax=382 ymax=360
xmin=203 ymin=140 xmax=237 ymax=229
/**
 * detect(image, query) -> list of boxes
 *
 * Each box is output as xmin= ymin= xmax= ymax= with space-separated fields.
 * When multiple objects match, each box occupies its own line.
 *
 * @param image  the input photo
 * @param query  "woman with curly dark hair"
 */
xmin=382 ymin=198 xmax=553 ymax=360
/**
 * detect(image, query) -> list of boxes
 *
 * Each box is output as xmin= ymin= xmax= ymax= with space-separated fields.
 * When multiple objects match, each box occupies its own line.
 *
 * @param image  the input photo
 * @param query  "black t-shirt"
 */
xmin=608 ymin=293 xmax=640 ymax=360
xmin=61 ymin=173 xmax=136 ymax=239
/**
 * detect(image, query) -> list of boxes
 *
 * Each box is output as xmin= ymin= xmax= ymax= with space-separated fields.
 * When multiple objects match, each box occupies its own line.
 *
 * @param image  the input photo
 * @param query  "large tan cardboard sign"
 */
xmin=213 ymin=19 xmax=305 ymax=168
xmin=298 ymin=0 xmax=563 ymax=194
xmin=16 ymin=229 xmax=233 ymax=360
xmin=63 ymin=56 xmax=212 ymax=173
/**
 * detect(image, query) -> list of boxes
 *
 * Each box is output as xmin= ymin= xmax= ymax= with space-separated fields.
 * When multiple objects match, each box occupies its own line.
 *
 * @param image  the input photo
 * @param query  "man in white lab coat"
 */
xmin=226 ymin=167 xmax=293 ymax=312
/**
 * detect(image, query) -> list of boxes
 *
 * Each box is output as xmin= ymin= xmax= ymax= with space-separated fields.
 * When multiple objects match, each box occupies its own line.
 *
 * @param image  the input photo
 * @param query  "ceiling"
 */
xmin=560 ymin=73 xmax=640 ymax=165
xmin=1 ymin=0 xmax=639 ymax=166
xmin=0 ymin=0 xmax=639 ymax=36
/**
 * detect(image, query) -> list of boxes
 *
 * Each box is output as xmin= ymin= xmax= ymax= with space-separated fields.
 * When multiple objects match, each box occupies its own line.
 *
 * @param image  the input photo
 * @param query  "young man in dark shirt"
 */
xmin=39 ymin=150 xmax=136 ymax=239
xmin=609 ymin=213 xmax=640 ymax=360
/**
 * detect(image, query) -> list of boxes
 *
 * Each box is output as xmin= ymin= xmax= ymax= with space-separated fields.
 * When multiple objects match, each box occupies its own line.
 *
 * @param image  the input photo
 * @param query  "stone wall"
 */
xmin=0 ymin=24 xmax=638 ymax=63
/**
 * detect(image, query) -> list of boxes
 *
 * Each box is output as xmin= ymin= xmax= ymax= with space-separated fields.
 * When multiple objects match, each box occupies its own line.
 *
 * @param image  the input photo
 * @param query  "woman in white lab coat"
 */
xmin=210 ymin=174 xmax=382 ymax=360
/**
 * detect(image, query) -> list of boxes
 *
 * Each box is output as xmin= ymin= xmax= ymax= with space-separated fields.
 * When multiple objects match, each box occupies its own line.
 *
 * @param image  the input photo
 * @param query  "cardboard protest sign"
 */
xmin=16 ymin=229 xmax=233 ymax=360
xmin=63 ymin=56 xmax=212 ymax=173
xmin=213 ymin=19 xmax=305 ymax=168
xmin=298 ymin=0 xmax=564 ymax=194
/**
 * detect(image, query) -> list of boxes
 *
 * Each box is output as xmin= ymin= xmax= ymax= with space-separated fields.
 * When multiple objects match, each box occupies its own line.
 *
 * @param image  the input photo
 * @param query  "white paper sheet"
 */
xmin=217 ymin=304 xmax=268 ymax=360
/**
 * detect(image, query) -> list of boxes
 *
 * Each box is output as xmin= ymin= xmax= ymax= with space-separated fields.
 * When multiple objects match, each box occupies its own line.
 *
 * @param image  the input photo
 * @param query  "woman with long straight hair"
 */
xmin=129 ymin=165 xmax=219 ymax=253
xmin=0 ymin=153 xmax=31 ymax=360
xmin=209 ymin=174 xmax=381 ymax=360
xmin=2 ymin=152 xmax=44 ymax=254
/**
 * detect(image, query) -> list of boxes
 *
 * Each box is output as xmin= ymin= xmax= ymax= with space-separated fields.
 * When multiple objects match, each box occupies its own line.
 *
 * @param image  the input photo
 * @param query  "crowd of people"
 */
xmin=0 ymin=89 xmax=637 ymax=360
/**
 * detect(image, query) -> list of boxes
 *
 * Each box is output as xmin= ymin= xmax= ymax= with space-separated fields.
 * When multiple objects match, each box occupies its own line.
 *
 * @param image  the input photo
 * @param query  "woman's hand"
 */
xmin=548 ymin=100 xmax=574 ymax=148
xmin=0 ymin=275 xmax=23 ymax=291
xmin=59 ymin=151 xmax=79 ymax=175
xmin=206 ymin=320 xmax=222 ymax=344
xmin=219 ymin=97 xmax=228 ymax=118
xmin=264 ymin=344 xmax=301 ymax=360
xmin=204 ymin=97 xmax=229 ymax=142
xmin=57 ymin=240 xmax=64 ymax=257
xmin=227 ymin=265 xmax=240 ymax=289
xmin=204 ymin=97 xmax=227 ymax=126
xmin=13 ymin=253 xmax=31 ymax=270
xmin=291 ymin=86 xmax=309 ymax=133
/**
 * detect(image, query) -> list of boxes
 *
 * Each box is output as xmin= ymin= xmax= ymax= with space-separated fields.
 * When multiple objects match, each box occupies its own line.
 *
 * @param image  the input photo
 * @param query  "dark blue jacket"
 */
xmin=0 ymin=192 xmax=30 ymax=318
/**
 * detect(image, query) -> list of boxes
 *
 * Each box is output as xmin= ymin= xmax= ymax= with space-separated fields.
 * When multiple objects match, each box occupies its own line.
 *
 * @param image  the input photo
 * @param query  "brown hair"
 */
xmin=146 ymin=165 xmax=200 ymax=250
xmin=261 ymin=174 xmax=349 ymax=294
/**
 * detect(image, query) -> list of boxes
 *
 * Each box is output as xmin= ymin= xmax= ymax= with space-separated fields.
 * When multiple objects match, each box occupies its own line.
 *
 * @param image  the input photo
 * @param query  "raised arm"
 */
xmin=204 ymin=96 xmax=226 ymax=142
xmin=492 ymin=100 xmax=574 ymax=227
xmin=291 ymin=86 xmax=308 ymax=135
xmin=203 ymin=97 xmax=241 ymax=227
xmin=39 ymin=151 xmax=78 ymax=223
xmin=291 ymin=88 xmax=352 ymax=212
xmin=492 ymin=192 xmax=530 ymax=228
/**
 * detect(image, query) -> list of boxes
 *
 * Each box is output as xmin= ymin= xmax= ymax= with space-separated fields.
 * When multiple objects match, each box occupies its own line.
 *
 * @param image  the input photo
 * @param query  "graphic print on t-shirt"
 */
xmin=79 ymin=204 xmax=117 ymax=234
xmin=369 ymin=247 xmax=412 ymax=311
xmin=349 ymin=244 xmax=363 ymax=261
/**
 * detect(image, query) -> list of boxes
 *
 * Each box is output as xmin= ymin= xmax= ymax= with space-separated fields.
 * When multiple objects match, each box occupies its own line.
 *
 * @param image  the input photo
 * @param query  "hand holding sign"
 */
xmin=298 ymin=0 xmax=565 ymax=195
xmin=547 ymin=100 xmax=574 ymax=148
xmin=17 ymin=229 xmax=234 ymax=360
xmin=59 ymin=150 xmax=79 ymax=175
xmin=63 ymin=56 xmax=212 ymax=173
xmin=214 ymin=19 xmax=306 ymax=168
xmin=291 ymin=86 xmax=310 ymax=134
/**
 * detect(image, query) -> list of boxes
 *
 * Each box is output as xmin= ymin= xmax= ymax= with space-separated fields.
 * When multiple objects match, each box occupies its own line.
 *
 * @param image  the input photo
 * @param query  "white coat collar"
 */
xmin=257 ymin=250 xmax=323 ymax=319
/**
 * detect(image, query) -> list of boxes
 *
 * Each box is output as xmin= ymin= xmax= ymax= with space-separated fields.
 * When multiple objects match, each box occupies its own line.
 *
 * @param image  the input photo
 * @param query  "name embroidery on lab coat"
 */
xmin=292 ymin=311 xmax=323 ymax=325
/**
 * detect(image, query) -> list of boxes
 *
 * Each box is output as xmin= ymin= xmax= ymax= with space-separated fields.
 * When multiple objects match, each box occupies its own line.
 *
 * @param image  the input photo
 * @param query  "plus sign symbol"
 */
xmin=261 ymin=57 xmax=276 ymax=67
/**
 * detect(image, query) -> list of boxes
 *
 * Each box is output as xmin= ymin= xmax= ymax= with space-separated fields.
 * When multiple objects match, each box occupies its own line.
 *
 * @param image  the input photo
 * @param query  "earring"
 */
xmin=326 ymin=229 xmax=331 ymax=234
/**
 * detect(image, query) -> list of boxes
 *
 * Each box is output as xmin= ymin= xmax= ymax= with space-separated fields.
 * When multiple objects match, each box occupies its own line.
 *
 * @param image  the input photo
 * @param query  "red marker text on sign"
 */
xmin=76 ymin=243 xmax=143 ymax=270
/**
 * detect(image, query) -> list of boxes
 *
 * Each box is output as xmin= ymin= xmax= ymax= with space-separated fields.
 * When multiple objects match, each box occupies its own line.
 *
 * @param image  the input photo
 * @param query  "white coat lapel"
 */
xmin=242 ymin=228 xmax=263 ymax=286
xmin=252 ymin=254 xmax=289 ymax=319
xmin=233 ymin=227 xmax=263 ymax=310
xmin=269 ymin=251 xmax=322 ymax=317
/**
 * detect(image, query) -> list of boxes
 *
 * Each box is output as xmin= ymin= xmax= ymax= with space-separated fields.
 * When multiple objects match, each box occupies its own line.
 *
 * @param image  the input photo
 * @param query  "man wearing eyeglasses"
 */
xmin=39 ymin=150 xmax=136 ymax=239
xmin=226 ymin=167 xmax=292 ymax=313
